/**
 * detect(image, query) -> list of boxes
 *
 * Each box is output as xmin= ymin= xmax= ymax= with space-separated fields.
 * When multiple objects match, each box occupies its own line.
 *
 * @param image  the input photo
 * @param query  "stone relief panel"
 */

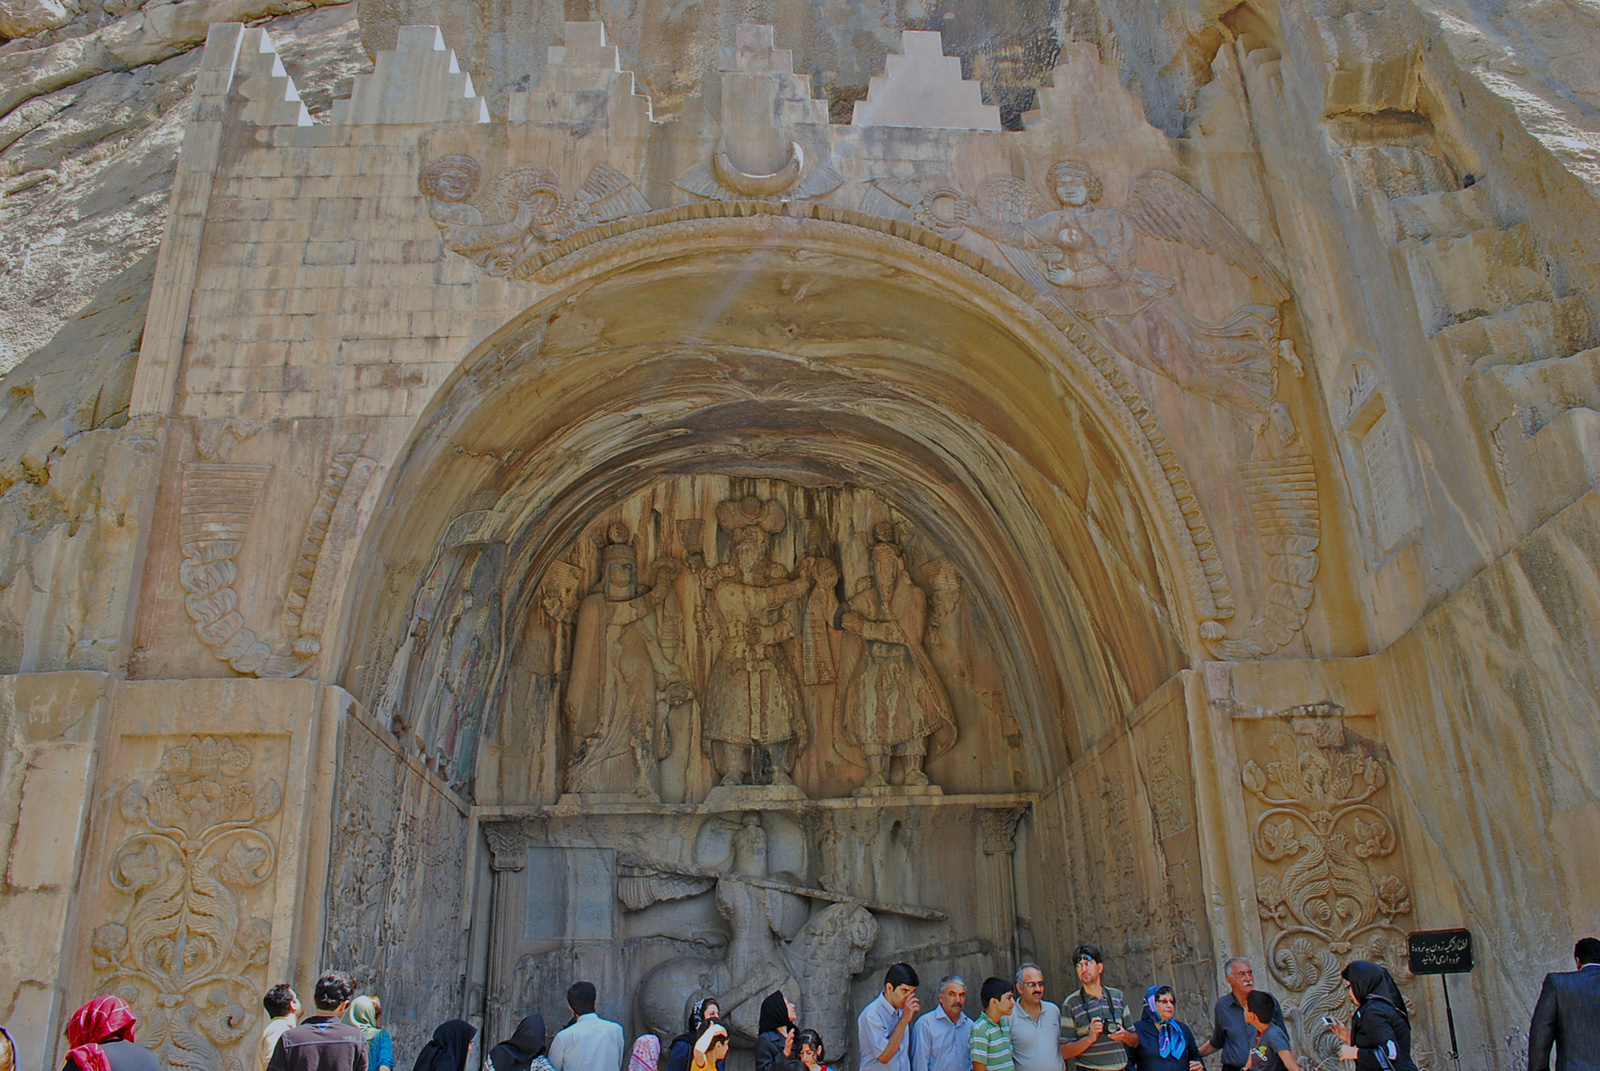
xmin=1036 ymin=682 xmax=1213 ymax=1028
xmin=322 ymin=712 xmax=472 ymax=1061
xmin=374 ymin=540 xmax=507 ymax=789
xmin=90 ymin=735 xmax=285 ymax=1071
xmin=483 ymin=801 xmax=1012 ymax=1069
xmin=1335 ymin=353 xmax=1422 ymax=561
xmin=470 ymin=476 xmax=1025 ymax=805
xmin=177 ymin=427 xmax=376 ymax=680
xmin=1233 ymin=706 xmax=1418 ymax=1070
xmin=418 ymin=156 xmax=651 ymax=278
xmin=877 ymin=164 xmax=1303 ymax=446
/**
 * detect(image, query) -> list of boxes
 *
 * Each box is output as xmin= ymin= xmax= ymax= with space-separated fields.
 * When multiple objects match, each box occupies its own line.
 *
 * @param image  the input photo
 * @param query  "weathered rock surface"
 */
xmin=0 ymin=0 xmax=368 ymax=372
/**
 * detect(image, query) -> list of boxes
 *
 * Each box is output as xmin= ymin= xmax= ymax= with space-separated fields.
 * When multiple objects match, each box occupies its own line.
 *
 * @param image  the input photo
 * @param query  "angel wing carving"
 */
xmin=419 ymin=155 xmax=652 ymax=277
xmin=1121 ymin=170 xmax=1290 ymax=304
xmin=881 ymin=162 xmax=1302 ymax=444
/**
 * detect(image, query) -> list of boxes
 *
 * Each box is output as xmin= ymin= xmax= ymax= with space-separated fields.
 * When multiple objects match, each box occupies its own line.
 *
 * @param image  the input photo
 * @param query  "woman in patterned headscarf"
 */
xmin=1132 ymin=986 xmax=1203 ymax=1071
xmin=61 ymin=997 xmax=159 ymax=1071
xmin=627 ymin=1035 xmax=661 ymax=1071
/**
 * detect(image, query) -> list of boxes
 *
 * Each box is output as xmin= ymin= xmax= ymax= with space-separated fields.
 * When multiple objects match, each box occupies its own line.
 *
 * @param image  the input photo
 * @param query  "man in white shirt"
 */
xmin=257 ymin=984 xmax=300 ymax=1071
xmin=912 ymin=975 xmax=973 ymax=1071
xmin=1007 ymin=964 xmax=1067 ymax=1071
xmin=549 ymin=982 xmax=625 ymax=1071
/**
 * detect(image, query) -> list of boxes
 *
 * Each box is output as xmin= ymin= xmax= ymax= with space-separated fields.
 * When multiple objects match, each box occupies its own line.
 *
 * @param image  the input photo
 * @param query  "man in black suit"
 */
xmin=1530 ymin=937 xmax=1600 ymax=1071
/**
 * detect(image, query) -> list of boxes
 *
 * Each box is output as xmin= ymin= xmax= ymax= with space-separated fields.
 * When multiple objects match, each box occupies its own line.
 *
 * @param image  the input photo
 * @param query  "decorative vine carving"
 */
xmin=181 ymin=453 xmax=375 ymax=677
xmin=92 ymin=736 xmax=282 ymax=1071
xmin=1241 ymin=716 xmax=1413 ymax=1065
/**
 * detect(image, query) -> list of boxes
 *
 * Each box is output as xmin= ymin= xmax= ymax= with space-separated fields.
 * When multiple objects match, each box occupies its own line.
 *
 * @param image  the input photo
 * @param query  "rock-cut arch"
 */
xmin=338 ymin=207 xmax=1220 ymax=788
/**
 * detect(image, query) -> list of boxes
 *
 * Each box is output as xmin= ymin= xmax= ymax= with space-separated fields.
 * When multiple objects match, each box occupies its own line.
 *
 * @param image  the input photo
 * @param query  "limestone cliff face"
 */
xmin=0 ymin=0 xmax=370 ymax=373
xmin=0 ymin=0 xmax=371 ymax=673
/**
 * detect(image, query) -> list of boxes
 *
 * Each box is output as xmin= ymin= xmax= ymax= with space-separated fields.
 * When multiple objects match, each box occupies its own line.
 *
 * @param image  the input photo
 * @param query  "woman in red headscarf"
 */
xmin=62 ymin=997 xmax=159 ymax=1071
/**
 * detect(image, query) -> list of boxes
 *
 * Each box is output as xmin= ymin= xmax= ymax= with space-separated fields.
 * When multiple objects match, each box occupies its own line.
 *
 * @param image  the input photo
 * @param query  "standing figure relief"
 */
xmin=698 ymin=497 xmax=835 ymax=789
xmin=563 ymin=522 xmax=688 ymax=801
xmin=524 ymin=486 xmax=1006 ymax=801
xmin=418 ymin=154 xmax=651 ymax=277
xmin=893 ymin=162 xmax=1304 ymax=444
xmin=837 ymin=523 xmax=957 ymax=790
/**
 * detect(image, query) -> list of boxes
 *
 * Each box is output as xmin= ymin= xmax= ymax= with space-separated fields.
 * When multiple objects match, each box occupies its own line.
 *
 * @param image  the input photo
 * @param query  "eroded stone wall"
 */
xmin=321 ymin=706 xmax=474 ymax=1063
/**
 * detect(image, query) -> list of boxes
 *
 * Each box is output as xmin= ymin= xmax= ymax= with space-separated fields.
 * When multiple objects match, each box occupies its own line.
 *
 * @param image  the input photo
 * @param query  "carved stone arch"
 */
xmin=336 ymin=209 xmax=1235 ymax=791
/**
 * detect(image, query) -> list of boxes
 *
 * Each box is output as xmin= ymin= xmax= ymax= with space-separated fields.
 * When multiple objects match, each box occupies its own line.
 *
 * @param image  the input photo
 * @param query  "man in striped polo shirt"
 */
xmin=971 ymin=977 xmax=1017 ymax=1071
xmin=1062 ymin=945 xmax=1137 ymax=1071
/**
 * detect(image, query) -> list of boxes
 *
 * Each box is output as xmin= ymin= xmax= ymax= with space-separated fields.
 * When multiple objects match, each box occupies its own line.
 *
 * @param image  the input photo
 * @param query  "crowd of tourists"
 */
xmin=18 ymin=936 xmax=1600 ymax=1071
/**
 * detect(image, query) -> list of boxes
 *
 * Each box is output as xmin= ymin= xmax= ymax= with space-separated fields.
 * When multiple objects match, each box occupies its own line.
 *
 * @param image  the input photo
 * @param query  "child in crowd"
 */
xmin=970 ymin=977 xmax=1017 ymax=1071
xmin=1244 ymin=992 xmax=1302 ymax=1071
xmin=796 ymin=1029 xmax=831 ymax=1071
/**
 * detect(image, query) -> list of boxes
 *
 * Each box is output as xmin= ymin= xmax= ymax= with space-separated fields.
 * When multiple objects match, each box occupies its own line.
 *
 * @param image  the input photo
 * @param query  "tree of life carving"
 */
xmin=1242 ymin=721 xmax=1414 ymax=1069
xmin=92 ymin=736 xmax=282 ymax=1071
xmin=884 ymin=162 xmax=1303 ymax=445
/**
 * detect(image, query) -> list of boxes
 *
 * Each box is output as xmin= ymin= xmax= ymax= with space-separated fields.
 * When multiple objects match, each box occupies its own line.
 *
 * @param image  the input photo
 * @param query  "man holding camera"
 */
xmin=1062 ymin=945 xmax=1138 ymax=1071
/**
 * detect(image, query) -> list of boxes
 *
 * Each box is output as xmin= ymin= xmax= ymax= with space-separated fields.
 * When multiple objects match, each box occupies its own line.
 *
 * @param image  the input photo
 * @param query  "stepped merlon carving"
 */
xmin=232 ymin=28 xmax=312 ymax=127
xmin=507 ymin=22 xmax=654 ymax=124
xmin=851 ymin=31 xmax=1002 ymax=131
xmin=331 ymin=25 xmax=488 ymax=125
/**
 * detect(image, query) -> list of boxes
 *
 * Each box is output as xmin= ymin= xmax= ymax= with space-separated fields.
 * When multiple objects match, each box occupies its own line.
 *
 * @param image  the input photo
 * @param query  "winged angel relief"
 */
xmin=418 ymin=155 xmax=651 ymax=277
xmin=881 ymin=162 xmax=1304 ymax=444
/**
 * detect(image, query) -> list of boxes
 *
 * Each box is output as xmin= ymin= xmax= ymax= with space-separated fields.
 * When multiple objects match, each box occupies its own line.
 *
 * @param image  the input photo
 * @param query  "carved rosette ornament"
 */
xmin=1240 ymin=713 xmax=1414 ymax=1067
xmin=92 ymin=737 xmax=282 ymax=1071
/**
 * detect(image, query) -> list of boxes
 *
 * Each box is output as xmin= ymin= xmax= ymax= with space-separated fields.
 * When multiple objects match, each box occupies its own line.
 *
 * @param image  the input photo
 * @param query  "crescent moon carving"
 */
xmin=711 ymin=140 xmax=805 ymax=197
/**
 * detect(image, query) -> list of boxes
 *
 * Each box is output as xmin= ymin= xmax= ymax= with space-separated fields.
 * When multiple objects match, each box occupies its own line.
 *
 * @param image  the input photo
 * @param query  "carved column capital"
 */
xmin=482 ymin=820 xmax=529 ymax=871
xmin=980 ymin=805 xmax=1027 ymax=855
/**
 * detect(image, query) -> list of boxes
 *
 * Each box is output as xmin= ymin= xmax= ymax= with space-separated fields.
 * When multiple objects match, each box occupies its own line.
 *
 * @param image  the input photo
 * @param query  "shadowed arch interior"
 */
xmin=339 ymin=217 xmax=1200 ymax=792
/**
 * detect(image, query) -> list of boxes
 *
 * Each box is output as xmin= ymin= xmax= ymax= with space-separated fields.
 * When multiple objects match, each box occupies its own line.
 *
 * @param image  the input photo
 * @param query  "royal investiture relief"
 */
xmin=421 ymin=478 xmax=1033 ymax=804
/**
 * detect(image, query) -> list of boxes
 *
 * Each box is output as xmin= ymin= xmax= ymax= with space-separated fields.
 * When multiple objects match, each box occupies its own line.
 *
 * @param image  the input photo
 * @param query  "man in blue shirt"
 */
xmin=913 ymin=976 xmax=973 ymax=1071
xmin=860 ymin=963 xmax=922 ymax=1071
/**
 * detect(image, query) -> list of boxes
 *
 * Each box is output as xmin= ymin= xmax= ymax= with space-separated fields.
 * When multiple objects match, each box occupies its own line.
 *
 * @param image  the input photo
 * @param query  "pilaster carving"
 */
xmin=1205 ymin=456 xmax=1321 ymax=658
xmin=482 ymin=820 xmax=530 ymax=872
xmin=182 ymin=451 xmax=375 ymax=677
xmin=980 ymin=806 xmax=1026 ymax=854
xmin=92 ymin=737 xmax=281 ymax=1071
xmin=179 ymin=463 xmax=304 ymax=677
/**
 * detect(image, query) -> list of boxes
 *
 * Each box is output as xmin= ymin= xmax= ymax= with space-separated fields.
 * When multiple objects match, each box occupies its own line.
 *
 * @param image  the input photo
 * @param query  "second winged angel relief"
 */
xmin=874 ymin=162 xmax=1304 ymax=444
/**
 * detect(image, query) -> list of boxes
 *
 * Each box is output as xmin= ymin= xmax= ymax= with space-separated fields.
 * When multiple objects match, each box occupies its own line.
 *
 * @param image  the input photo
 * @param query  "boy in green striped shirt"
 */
xmin=971 ymin=977 xmax=1017 ymax=1071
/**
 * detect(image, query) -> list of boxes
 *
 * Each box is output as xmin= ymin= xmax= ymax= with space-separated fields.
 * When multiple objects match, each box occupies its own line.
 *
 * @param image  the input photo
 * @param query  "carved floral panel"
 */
xmin=91 ymin=735 xmax=285 ymax=1071
xmin=1235 ymin=709 xmax=1417 ymax=1068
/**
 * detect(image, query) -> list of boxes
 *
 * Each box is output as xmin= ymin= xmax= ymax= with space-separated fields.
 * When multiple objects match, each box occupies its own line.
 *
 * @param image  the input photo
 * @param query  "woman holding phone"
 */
xmin=1330 ymin=962 xmax=1419 ymax=1071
